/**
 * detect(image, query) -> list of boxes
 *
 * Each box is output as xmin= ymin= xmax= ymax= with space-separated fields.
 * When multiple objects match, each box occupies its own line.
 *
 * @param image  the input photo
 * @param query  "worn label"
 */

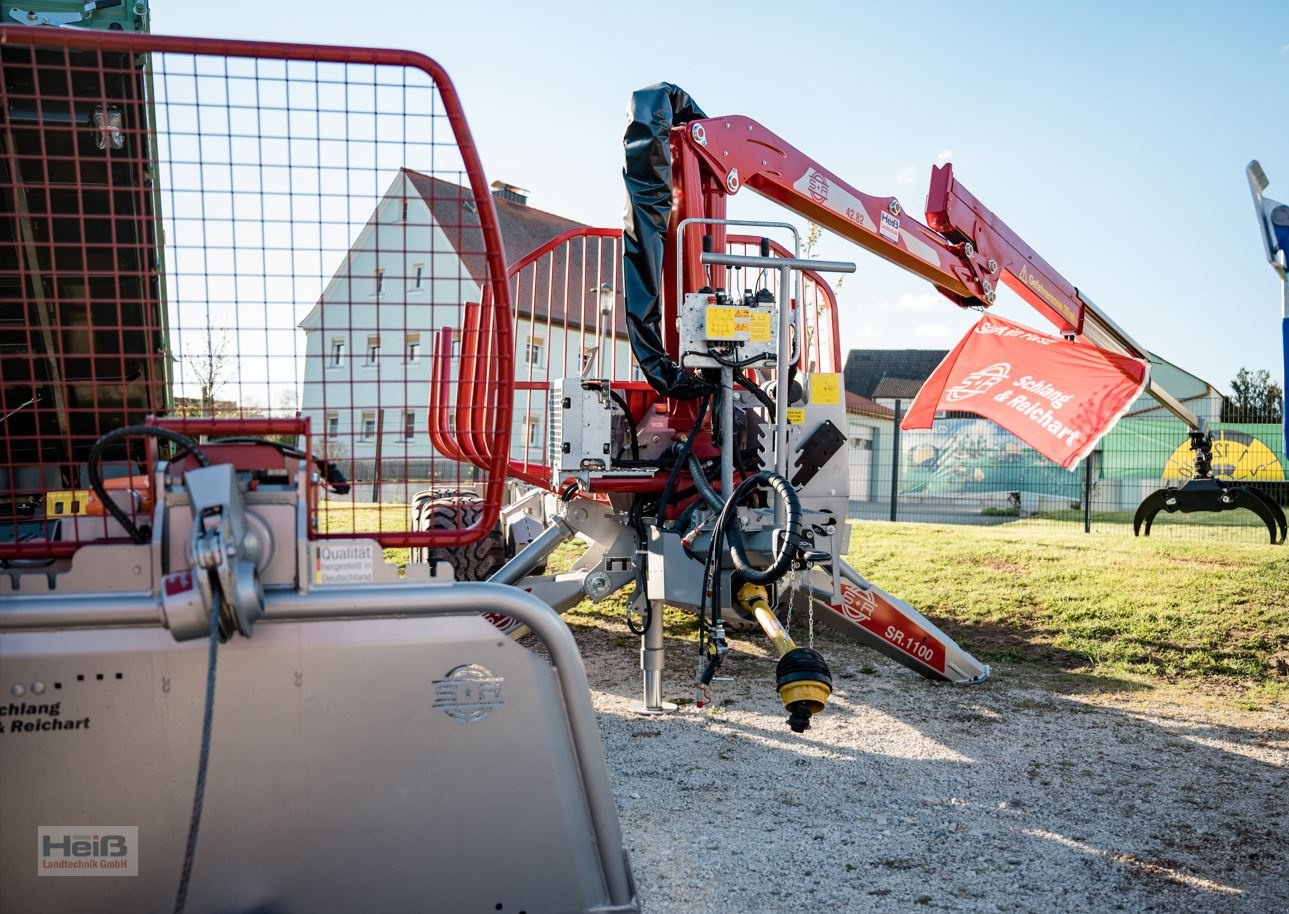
xmin=786 ymin=408 xmax=806 ymax=425
xmin=748 ymin=310 xmax=773 ymax=343
xmin=314 ymin=542 xmax=375 ymax=585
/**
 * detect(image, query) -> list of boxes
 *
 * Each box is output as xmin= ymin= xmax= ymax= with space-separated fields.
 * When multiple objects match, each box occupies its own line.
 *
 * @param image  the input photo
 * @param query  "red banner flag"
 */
xmin=901 ymin=315 xmax=1149 ymax=468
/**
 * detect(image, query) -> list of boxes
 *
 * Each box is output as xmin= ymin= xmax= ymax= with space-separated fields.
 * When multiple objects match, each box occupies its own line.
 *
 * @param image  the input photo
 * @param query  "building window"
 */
xmin=405 ymin=332 xmax=421 ymax=363
xmin=326 ymin=412 xmax=339 ymax=437
xmin=329 ymin=338 xmax=344 ymax=368
xmin=450 ymin=333 xmax=461 ymax=360
xmin=400 ymin=199 xmax=409 ymax=222
xmin=631 ymin=364 xmax=643 ymax=382
xmin=365 ymin=335 xmax=381 ymax=365
xmin=402 ymin=410 xmax=416 ymax=440
xmin=524 ymin=335 xmax=545 ymax=368
xmin=579 ymin=348 xmax=596 ymax=374
xmin=527 ymin=416 xmax=542 ymax=447
xmin=374 ymin=267 xmax=384 ymax=297
xmin=412 ymin=263 xmax=424 ymax=290
xmin=361 ymin=411 xmax=376 ymax=440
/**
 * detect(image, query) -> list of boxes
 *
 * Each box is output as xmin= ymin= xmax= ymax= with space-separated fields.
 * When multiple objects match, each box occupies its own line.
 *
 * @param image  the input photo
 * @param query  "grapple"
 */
xmin=1134 ymin=430 xmax=1287 ymax=544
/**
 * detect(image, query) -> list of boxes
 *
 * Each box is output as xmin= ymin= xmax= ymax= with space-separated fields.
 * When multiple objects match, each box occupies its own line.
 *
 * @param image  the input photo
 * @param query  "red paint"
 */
xmin=831 ymin=579 xmax=947 ymax=674
xmin=902 ymin=314 xmax=1148 ymax=468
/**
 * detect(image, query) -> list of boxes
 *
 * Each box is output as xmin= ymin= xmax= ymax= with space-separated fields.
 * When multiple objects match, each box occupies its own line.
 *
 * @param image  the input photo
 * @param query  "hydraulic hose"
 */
xmin=87 ymin=424 xmax=210 ymax=544
xmin=725 ymin=471 xmax=801 ymax=585
xmin=686 ymin=451 xmax=725 ymax=512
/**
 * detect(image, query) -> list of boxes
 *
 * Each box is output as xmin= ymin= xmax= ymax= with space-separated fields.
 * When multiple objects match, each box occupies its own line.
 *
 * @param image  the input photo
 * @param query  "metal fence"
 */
xmin=845 ymin=399 xmax=1288 ymax=543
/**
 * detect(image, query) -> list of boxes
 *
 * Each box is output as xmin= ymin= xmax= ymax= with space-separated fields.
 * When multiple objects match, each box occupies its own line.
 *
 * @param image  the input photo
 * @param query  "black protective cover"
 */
xmin=622 ymin=83 xmax=710 ymax=400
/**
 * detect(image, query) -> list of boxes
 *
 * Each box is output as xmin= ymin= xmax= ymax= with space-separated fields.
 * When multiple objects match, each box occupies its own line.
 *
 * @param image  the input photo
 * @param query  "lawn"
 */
xmin=844 ymin=521 xmax=1289 ymax=704
xmin=318 ymin=503 xmax=1289 ymax=705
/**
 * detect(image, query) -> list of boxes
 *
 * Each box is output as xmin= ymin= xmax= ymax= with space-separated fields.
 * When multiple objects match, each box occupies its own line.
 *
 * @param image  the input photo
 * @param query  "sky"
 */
xmin=155 ymin=0 xmax=1288 ymax=396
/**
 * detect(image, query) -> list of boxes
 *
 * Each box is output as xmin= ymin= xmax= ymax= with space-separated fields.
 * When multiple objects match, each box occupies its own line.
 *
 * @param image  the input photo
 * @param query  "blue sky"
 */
xmin=157 ymin=0 xmax=1287 ymax=395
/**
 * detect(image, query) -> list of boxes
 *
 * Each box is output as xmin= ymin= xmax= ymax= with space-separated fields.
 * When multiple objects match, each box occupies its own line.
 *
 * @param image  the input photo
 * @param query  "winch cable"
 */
xmin=87 ymin=424 xmax=210 ymax=543
xmin=84 ymin=425 xmax=218 ymax=913
xmin=173 ymin=590 xmax=220 ymax=914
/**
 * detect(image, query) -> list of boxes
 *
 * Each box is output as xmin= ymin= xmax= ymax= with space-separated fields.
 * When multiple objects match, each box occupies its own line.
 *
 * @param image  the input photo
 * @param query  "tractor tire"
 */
xmin=412 ymin=493 xmax=507 ymax=581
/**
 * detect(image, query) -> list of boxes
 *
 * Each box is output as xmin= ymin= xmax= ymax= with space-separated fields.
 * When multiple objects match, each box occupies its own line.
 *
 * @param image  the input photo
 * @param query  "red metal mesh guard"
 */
xmin=0 ymin=28 xmax=512 ymax=560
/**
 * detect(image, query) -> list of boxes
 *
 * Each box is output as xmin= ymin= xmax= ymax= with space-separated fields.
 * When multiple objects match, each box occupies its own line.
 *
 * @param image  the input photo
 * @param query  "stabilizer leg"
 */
xmin=808 ymin=561 xmax=990 ymax=684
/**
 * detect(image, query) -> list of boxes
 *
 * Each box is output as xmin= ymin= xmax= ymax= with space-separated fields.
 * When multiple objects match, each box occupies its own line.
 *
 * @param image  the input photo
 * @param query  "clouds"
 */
xmin=895 ymin=291 xmax=942 ymax=313
xmin=935 ymin=148 xmax=954 ymax=165
xmin=895 ymin=164 xmax=917 ymax=185
xmin=913 ymin=322 xmax=952 ymax=340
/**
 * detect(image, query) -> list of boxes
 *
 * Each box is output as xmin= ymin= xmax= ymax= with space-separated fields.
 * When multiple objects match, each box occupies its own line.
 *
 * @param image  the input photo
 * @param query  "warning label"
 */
xmin=314 ymin=543 xmax=375 ymax=585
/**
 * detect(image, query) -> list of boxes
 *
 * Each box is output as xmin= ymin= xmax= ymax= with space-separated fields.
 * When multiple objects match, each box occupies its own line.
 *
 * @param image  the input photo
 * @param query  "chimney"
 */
xmin=490 ymin=180 xmax=529 ymax=206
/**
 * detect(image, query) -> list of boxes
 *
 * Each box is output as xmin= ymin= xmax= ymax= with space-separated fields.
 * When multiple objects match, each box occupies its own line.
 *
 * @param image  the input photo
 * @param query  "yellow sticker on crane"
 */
xmin=748 ymin=310 xmax=773 ymax=343
xmin=705 ymin=306 xmax=738 ymax=339
xmin=786 ymin=408 xmax=806 ymax=425
xmin=811 ymin=373 xmax=841 ymax=405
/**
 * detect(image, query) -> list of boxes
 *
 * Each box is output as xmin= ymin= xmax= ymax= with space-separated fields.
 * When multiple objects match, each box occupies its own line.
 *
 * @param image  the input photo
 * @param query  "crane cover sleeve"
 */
xmin=623 ymin=82 xmax=710 ymax=400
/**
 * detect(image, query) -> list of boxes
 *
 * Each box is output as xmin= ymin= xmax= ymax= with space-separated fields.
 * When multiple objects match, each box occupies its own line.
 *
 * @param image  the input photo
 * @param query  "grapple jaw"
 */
xmin=1134 ymin=477 xmax=1287 ymax=544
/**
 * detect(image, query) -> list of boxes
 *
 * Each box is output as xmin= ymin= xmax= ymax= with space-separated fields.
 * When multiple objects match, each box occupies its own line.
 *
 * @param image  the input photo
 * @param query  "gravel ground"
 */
xmin=568 ymin=621 xmax=1288 ymax=914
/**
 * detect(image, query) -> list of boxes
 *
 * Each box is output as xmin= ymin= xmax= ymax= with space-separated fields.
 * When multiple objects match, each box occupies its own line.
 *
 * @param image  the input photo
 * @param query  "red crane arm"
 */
xmin=926 ymin=163 xmax=1085 ymax=336
xmin=670 ymin=111 xmax=1203 ymax=426
xmin=676 ymin=115 xmax=1088 ymax=338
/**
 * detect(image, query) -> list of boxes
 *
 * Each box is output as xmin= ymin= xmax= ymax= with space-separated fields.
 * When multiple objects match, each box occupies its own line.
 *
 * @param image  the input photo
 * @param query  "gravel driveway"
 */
xmin=570 ymin=621 xmax=1288 ymax=914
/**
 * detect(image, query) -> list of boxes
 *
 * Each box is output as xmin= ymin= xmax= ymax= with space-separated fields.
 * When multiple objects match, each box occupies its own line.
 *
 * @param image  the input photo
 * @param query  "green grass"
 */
xmin=1028 ymin=507 xmax=1273 ymax=531
xmin=845 ymin=521 xmax=1289 ymax=703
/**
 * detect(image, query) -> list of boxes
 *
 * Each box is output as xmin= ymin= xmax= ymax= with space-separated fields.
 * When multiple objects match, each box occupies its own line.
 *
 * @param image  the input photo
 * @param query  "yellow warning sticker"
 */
xmin=811 ymin=373 xmax=841 ymax=405
xmin=705 ymin=306 xmax=737 ymax=339
xmin=786 ymin=408 xmax=806 ymax=425
xmin=748 ymin=310 xmax=773 ymax=343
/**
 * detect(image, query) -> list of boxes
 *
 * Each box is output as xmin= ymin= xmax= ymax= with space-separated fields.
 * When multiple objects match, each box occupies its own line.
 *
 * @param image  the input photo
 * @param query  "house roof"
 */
xmin=870 ymin=377 xmax=926 ymax=401
xmin=845 ymin=392 xmax=894 ymax=419
xmin=843 ymin=349 xmax=947 ymax=399
xmin=403 ymin=169 xmax=627 ymax=334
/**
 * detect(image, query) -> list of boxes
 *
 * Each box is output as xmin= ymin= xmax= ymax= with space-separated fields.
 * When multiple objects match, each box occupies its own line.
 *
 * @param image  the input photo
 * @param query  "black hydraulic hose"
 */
xmin=655 ymin=394 xmax=711 ymax=526
xmin=608 ymin=390 xmax=641 ymax=461
xmin=726 ymin=472 xmax=801 ymax=585
xmin=87 ymin=425 xmax=210 ymax=544
xmin=733 ymin=369 xmax=776 ymax=420
xmin=686 ymin=451 xmax=725 ymax=512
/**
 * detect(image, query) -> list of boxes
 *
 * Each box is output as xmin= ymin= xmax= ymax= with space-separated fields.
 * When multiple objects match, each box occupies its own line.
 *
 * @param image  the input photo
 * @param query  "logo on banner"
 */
xmin=945 ymin=363 xmax=1010 ymax=402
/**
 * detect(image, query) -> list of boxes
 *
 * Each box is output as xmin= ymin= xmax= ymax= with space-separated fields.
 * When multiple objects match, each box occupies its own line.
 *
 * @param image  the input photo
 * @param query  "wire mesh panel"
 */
xmin=0 ymin=28 xmax=512 ymax=560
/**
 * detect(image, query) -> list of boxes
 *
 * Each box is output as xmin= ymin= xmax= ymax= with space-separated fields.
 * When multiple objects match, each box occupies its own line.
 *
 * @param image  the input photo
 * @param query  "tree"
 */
xmin=1225 ymin=367 xmax=1284 ymax=422
xmin=183 ymin=329 xmax=232 ymax=416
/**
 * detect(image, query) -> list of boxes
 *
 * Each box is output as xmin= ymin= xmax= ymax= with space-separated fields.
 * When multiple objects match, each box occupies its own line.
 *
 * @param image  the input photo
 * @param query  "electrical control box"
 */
xmin=548 ymin=378 xmax=613 ymax=479
xmin=677 ymin=290 xmax=778 ymax=370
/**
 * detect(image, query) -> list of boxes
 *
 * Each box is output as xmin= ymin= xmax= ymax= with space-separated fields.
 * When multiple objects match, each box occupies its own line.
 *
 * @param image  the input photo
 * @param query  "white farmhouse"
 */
xmin=299 ymin=170 xmax=630 ymax=499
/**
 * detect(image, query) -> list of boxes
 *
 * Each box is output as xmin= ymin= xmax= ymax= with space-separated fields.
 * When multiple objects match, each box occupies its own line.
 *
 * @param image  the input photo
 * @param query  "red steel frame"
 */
xmin=0 ymin=27 xmax=513 ymax=559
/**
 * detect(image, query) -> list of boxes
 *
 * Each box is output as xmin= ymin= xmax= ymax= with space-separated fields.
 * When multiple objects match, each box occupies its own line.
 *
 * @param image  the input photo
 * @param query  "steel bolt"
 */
xmin=987 ymin=258 xmax=998 ymax=273
xmin=964 ymin=242 xmax=975 ymax=258
xmin=727 ymin=169 xmax=740 ymax=193
xmin=31 ymin=681 xmax=46 ymax=695
xmin=10 ymin=683 xmax=26 ymax=698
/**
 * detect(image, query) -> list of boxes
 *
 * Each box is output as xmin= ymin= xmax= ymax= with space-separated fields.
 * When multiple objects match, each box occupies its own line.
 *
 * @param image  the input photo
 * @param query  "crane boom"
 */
xmin=672 ymin=114 xmax=1203 ymax=431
